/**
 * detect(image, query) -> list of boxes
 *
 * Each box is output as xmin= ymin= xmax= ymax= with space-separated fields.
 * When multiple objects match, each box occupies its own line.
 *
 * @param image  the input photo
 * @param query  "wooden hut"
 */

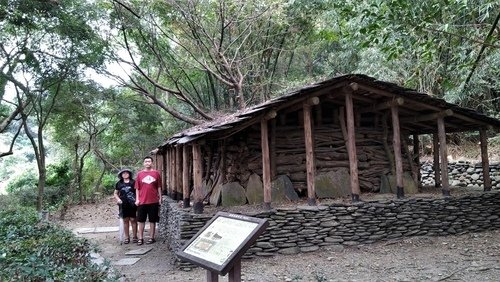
xmin=154 ymin=74 xmax=500 ymax=213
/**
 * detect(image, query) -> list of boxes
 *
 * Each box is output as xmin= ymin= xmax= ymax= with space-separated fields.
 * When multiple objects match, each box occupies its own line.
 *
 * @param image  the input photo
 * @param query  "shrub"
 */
xmin=6 ymin=162 xmax=73 ymax=209
xmin=101 ymin=173 xmax=117 ymax=194
xmin=0 ymin=207 xmax=118 ymax=281
xmin=5 ymin=171 xmax=37 ymax=194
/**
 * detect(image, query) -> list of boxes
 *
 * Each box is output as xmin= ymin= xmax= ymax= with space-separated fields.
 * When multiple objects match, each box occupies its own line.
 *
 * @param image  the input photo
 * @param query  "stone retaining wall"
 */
xmin=159 ymin=190 xmax=500 ymax=269
xmin=420 ymin=161 xmax=500 ymax=188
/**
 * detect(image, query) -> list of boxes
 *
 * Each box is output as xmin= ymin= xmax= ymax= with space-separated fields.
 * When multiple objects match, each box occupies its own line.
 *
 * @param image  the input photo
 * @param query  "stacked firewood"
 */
xmin=205 ymin=124 xmax=411 ymax=193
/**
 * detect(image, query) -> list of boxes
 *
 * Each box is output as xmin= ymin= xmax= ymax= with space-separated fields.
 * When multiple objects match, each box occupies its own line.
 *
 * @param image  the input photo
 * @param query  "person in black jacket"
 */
xmin=114 ymin=169 xmax=138 ymax=244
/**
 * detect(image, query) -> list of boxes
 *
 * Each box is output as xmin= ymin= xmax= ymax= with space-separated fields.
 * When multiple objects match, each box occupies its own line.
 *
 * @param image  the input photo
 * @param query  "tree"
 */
xmin=345 ymin=0 xmax=500 ymax=115
xmin=110 ymin=0 xmax=334 ymax=124
xmin=0 ymin=0 xmax=110 ymax=210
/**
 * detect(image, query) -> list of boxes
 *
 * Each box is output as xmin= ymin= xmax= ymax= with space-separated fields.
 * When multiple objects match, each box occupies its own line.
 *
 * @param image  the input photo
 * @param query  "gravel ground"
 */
xmin=56 ymin=196 xmax=500 ymax=282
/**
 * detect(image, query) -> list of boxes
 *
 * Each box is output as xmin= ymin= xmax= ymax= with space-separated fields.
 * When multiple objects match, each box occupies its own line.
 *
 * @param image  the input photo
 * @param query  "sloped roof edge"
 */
xmin=158 ymin=74 xmax=500 ymax=150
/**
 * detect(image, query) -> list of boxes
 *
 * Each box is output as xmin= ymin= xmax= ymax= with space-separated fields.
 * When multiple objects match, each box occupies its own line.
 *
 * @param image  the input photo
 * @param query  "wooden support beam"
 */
xmin=192 ymin=143 xmax=204 ymax=213
xmin=358 ymin=98 xmax=404 ymax=114
xmin=264 ymin=110 xmax=277 ymax=120
xmin=281 ymin=96 xmax=320 ymax=114
xmin=480 ymin=129 xmax=492 ymax=191
xmin=349 ymin=82 xmax=359 ymax=91
xmin=413 ymin=134 xmax=421 ymax=187
xmin=166 ymin=148 xmax=171 ymax=197
xmin=162 ymin=153 xmax=168 ymax=195
xmin=391 ymin=104 xmax=405 ymax=198
xmin=344 ymin=91 xmax=361 ymax=202
xmin=307 ymin=96 xmax=320 ymax=105
xmin=433 ymin=133 xmax=441 ymax=188
xmin=175 ymin=146 xmax=182 ymax=200
xmin=437 ymin=117 xmax=450 ymax=196
xmin=182 ymin=145 xmax=190 ymax=208
xmin=270 ymin=119 xmax=277 ymax=179
xmin=261 ymin=119 xmax=272 ymax=209
xmin=170 ymin=148 xmax=176 ymax=198
xmin=400 ymin=109 xmax=453 ymax=123
xmin=303 ymin=103 xmax=316 ymax=205
xmin=357 ymin=84 xmax=494 ymax=128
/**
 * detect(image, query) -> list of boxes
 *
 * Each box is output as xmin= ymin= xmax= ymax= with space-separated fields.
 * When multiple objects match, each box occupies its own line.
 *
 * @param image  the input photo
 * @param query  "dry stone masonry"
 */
xmin=160 ymin=189 xmax=500 ymax=270
xmin=421 ymin=161 xmax=500 ymax=189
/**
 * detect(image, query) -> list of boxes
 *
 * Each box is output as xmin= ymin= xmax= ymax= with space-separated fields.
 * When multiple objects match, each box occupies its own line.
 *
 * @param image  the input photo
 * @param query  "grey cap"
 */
xmin=117 ymin=168 xmax=133 ymax=179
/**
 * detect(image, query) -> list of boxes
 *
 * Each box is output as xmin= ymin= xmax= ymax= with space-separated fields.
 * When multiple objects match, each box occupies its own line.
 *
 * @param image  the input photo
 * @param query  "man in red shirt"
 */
xmin=135 ymin=156 xmax=162 ymax=245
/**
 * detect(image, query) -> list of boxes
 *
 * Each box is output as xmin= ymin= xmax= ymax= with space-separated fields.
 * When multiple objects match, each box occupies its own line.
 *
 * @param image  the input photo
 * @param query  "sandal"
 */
xmin=146 ymin=238 xmax=156 ymax=245
xmin=132 ymin=237 xmax=138 ymax=243
xmin=123 ymin=238 xmax=130 ymax=244
xmin=137 ymin=239 xmax=144 ymax=246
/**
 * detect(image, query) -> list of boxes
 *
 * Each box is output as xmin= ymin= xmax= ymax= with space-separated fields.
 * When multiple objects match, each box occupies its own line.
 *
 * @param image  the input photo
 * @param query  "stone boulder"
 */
xmin=246 ymin=173 xmax=264 ymax=205
xmin=315 ymin=168 xmax=351 ymax=198
xmin=271 ymin=175 xmax=299 ymax=202
xmin=221 ymin=182 xmax=247 ymax=207
xmin=381 ymin=172 xmax=419 ymax=194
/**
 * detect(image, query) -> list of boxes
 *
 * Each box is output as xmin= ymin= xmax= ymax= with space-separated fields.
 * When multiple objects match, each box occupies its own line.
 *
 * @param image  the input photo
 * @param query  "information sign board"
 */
xmin=177 ymin=212 xmax=268 ymax=275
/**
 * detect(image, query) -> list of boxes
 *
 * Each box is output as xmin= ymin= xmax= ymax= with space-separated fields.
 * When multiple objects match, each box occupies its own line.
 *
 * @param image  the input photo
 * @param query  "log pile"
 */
xmin=203 ymin=124 xmax=411 ymax=194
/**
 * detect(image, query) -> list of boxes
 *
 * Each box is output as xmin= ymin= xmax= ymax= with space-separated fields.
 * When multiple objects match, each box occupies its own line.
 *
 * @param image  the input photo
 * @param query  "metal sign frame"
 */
xmin=176 ymin=211 xmax=269 ymax=275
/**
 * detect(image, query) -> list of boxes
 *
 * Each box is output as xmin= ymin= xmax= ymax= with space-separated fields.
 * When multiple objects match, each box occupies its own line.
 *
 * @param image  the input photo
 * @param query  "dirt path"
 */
xmin=56 ymin=197 xmax=500 ymax=281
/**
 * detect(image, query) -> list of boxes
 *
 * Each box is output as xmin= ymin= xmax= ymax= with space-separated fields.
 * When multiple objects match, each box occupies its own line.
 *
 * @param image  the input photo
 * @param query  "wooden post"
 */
xmin=228 ymin=260 xmax=241 ymax=282
xmin=413 ymin=134 xmax=421 ymax=187
xmin=161 ymin=153 xmax=167 ymax=195
xmin=165 ymin=148 xmax=170 ymax=197
xmin=344 ymin=89 xmax=361 ymax=202
xmin=182 ymin=145 xmax=190 ymax=208
xmin=303 ymin=102 xmax=316 ymax=205
xmin=270 ymin=119 xmax=277 ymax=179
xmin=192 ymin=143 xmax=204 ymax=213
xmin=391 ymin=104 xmax=404 ymax=199
xmin=175 ymin=146 xmax=182 ymax=200
xmin=206 ymin=271 xmax=218 ymax=282
xmin=170 ymin=148 xmax=176 ymax=198
xmin=480 ymin=129 xmax=492 ymax=191
xmin=261 ymin=119 xmax=272 ymax=210
xmin=437 ymin=117 xmax=450 ymax=196
xmin=433 ymin=133 xmax=441 ymax=188
xmin=154 ymin=154 xmax=163 ymax=194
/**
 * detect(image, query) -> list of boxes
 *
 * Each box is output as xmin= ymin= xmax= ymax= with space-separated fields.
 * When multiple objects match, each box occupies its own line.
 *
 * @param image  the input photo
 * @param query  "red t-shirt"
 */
xmin=135 ymin=170 xmax=162 ymax=205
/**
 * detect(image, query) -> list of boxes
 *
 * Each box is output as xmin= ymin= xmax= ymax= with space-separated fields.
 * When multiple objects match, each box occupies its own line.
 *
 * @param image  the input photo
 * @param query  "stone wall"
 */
xmin=421 ymin=161 xmax=500 ymax=188
xmin=159 ymin=190 xmax=500 ymax=269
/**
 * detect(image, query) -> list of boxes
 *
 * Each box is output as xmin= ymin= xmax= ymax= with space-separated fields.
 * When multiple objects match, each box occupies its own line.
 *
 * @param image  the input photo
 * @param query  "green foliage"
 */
xmin=46 ymin=161 xmax=73 ymax=187
xmin=6 ymin=162 xmax=73 ymax=209
xmin=0 ymin=207 xmax=117 ymax=281
xmin=6 ymin=171 xmax=37 ymax=194
xmin=101 ymin=173 xmax=118 ymax=194
xmin=349 ymin=0 xmax=500 ymax=114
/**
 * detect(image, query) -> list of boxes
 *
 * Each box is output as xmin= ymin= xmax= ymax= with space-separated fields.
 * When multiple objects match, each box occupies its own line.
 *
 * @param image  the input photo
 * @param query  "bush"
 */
xmin=6 ymin=162 xmax=74 ymax=209
xmin=101 ymin=173 xmax=117 ymax=194
xmin=5 ymin=171 xmax=37 ymax=194
xmin=0 ymin=207 xmax=118 ymax=281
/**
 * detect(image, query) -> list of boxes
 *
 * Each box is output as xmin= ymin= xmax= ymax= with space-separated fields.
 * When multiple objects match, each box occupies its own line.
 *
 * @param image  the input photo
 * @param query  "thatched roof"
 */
xmin=159 ymin=74 xmax=500 ymax=150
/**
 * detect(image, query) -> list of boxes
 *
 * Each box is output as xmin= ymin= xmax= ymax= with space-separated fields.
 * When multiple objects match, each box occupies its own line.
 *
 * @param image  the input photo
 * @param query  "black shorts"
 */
xmin=119 ymin=203 xmax=137 ymax=219
xmin=137 ymin=203 xmax=160 ymax=223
